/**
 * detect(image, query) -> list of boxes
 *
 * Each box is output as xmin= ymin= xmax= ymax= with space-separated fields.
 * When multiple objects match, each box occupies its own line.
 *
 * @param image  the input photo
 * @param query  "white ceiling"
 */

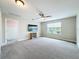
xmin=0 ymin=0 xmax=79 ymax=22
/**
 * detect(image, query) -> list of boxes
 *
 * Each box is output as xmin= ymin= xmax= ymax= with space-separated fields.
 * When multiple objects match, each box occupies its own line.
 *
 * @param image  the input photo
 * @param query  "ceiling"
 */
xmin=0 ymin=0 xmax=79 ymax=22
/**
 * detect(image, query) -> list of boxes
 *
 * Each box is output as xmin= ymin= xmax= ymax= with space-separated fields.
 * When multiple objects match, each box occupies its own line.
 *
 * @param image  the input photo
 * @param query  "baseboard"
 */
xmin=1 ymin=42 xmax=7 ymax=46
xmin=63 ymin=40 xmax=76 ymax=44
xmin=17 ymin=39 xmax=27 ymax=41
xmin=45 ymin=37 xmax=76 ymax=44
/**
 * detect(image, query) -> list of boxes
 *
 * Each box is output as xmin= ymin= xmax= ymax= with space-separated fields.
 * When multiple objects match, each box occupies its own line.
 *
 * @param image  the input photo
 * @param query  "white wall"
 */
xmin=1 ymin=13 xmax=41 ymax=43
xmin=77 ymin=14 xmax=79 ymax=47
xmin=41 ymin=16 xmax=76 ymax=42
xmin=0 ymin=9 xmax=2 ymax=45
xmin=18 ymin=19 xmax=40 ymax=41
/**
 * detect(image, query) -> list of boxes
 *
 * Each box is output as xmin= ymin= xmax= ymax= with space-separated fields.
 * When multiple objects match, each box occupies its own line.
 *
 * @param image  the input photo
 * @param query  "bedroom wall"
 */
xmin=1 ymin=12 xmax=41 ymax=44
xmin=1 ymin=13 xmax=19 ymax=45
xmin=41 ymin=16 xmax=76 ymax=42
xmin=0 ymin=9 xmax=2 ymax=45
xmin=18 ymin=19 xmax=40 ymax=41
xmin=77 ymin=13 xmax=79 ymax=47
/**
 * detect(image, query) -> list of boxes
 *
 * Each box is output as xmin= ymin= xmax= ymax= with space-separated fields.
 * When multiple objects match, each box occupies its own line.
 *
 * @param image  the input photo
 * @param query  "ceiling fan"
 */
xmin=32 ymin=10 xmax=52 ymax=20
xmin=38 ymin=10 xmax=51 ymax=18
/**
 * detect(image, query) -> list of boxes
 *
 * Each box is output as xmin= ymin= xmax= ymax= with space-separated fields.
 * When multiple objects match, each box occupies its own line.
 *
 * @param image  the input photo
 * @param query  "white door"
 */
xmin=5 ymin=18 xmax=18 ymax=43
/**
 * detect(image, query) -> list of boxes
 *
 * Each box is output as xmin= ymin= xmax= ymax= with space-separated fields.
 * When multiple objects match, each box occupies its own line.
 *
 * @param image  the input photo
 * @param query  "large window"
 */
xmin=47 ymin=22 xmax=61 ymax=34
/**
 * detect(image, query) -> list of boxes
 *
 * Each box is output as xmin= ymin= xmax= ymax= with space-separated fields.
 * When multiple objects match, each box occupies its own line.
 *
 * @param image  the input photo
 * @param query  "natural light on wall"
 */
xmin=47 ymin=22 xmax=61 ymax=34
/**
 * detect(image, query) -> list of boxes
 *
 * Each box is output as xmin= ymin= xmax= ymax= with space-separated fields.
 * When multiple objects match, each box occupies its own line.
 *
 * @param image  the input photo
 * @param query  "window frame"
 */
xmin=47 ymin=22 xmax=62 ymax=35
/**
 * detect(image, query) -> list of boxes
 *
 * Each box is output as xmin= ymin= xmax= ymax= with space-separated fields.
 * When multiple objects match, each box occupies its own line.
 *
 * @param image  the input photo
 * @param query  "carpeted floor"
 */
xmin=1 ymin=37 xmax=79 ymax=59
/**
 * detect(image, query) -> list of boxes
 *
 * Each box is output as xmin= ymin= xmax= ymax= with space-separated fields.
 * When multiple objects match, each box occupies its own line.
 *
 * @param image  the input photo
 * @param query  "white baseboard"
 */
xmin=17 ymin=39 xmax=27 ymax=41
xmin=1 ymin=42 xmax=7 ymax=46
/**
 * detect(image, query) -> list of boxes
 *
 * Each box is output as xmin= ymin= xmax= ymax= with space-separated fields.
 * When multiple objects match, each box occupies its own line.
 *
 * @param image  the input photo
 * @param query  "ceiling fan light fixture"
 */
xmin=15 ymin=0 xmax=24 ymax=7
xmin=41 ymin=17 xmax=45 ymax=20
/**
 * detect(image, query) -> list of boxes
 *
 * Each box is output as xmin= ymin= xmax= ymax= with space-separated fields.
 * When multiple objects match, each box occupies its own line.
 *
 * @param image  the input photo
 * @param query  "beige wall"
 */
xmin=41 ymin=16 xmax=76 ymax=42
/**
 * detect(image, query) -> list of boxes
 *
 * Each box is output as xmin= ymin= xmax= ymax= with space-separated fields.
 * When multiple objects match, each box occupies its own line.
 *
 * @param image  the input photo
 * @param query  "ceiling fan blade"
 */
xmin=39 ymin=12 xmax=45 ymax=17
xmin=46 ymin=16 xmax=52 ymax=17
xmin=32 ymin=18 xmax=41 ymax=20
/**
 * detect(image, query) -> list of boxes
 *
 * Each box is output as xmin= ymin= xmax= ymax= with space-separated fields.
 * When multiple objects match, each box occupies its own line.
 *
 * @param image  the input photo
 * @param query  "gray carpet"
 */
xmin=1 ymin=37 xmax=79 ymax=59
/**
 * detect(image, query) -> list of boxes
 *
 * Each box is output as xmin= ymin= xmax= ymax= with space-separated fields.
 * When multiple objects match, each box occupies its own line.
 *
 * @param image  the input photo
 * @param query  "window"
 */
xmin=47 ymin=22 xmax=61 ymax=34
